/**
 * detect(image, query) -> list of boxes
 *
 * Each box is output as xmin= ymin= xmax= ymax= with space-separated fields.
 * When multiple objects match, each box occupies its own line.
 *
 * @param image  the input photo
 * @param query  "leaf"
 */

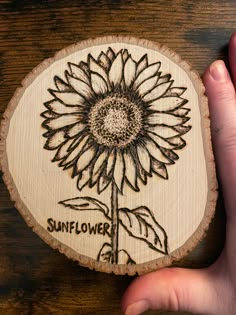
xmin=59 ymin=196 xmax=110 ymax=219
xmin=118 ymin=250 xmax=136 ymax=265
xmin=97 ymin=244 xmax=136 ymax=265
xmin=119 ymin=206 xmax=168 ymax=254
xmin=97 ymin=243 xmax=112 ymax=263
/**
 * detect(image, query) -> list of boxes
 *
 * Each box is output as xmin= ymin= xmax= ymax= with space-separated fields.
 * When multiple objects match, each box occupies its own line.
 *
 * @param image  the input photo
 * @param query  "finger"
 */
xmin=229 ymin=32 xmax=236 ymax=87
xmin=203 ymin=60 xmax=236 ymax=221
xmin=121 ymin=267 xmax=230 ymax=315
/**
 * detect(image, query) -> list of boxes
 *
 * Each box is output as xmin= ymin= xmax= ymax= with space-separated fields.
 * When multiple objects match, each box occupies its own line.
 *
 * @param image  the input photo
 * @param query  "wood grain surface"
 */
xmin=0 ymin=0 xmax=232 ymax=314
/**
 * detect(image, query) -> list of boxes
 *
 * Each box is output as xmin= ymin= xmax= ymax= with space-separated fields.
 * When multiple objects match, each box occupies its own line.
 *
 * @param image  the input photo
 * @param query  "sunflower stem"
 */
xmin=111 ymin=182 xmax=119 ymax=264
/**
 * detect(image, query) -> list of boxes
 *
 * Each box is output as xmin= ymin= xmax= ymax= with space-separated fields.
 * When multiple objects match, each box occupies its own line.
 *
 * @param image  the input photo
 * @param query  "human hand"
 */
xmin=121 ymin=32 xmax=236 ymax=315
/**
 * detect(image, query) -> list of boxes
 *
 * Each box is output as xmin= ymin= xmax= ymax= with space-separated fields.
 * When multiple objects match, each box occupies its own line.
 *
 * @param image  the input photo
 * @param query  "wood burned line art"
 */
xmin=41 ymin=47 xmax=191 ymax=265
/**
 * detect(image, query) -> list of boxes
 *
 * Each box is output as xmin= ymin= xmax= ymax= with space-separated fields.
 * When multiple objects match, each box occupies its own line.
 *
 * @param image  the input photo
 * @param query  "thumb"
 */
xmin=121 ymin=267 xmax=224 ymax=315
xmin=203 ymin=59 xmax=236 ymax=220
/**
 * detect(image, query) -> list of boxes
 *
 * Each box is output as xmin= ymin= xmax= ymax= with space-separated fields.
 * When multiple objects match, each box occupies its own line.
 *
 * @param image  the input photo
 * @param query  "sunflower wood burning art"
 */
xmin=0 ymin=37 xmax=217 ymax=275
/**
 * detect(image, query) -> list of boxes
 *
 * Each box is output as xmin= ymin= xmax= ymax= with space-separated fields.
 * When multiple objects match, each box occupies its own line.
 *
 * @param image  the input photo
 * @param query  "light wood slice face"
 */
xmin=0 ymin=37 xmax=217 ymax=275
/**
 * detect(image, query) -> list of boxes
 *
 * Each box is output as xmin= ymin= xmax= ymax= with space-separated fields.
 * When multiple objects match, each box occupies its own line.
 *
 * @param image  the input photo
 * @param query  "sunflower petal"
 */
xmin=98 ymin=174 xmax=111 ymax=194
xmin=171 ymin=108 xmax=190 ymax=116
xmin=53 ymin=138 xmax=75 ymax=161
xmin=166 ymin=136 xmax=186 ymax=149
xmin=136 ymin=76 xmax=158 ymax=96
xmin=46 ymin=100 xmax=82 ymax=115
xmin=98 ymin=51 xmax=111 ymax=70
xmin=161 ymin=148 xmax=179 ymax=161
xmin=89 ymin=55 xmax=108 ymax=83
xmin=145 ymin=139 xmax=171 ymax=164
xmin=106 ymin=150 xmax=116 ymax=175
xmin=54 ymin=77 xmax=71 ymax=92
xmin=149 ymin=97 xmax=188 ymax=112
xmin=147 ymin=132 xmax=178 ymax=149
xmin=76 ymin=146 xmax=96 ymax=173
xmin=68 ymin=63 xmax=89 ymax=84
xmin=173 ymin=125 xmax=191 ymax=135
xmin=52 ymin=90 xmax=86 ymax=106
xmin=44 ymin=131 xmax=66 ymax=149
xmin=143 ymin=81 xmax=173 ymax=102
xmin=133 ymin=62 xmax=161 ymax=88
xmin=151 ymin=160 xmax=168 ymax=179
xmin=137 ymin=163 xmax=147 ymax=184
xmin=157 ymin=74 xmax=171 ymax=85
xmin=165 ymin=87 xmax=187 ymax=97
xmin=122 ymin=49 xmax=129 ymax=63
xmin=91 ymin=153 xmax=108 ymax=185
xmin=147 ymin=112 xmax=189 ymax=126
xmin=68 ymin=134 xmax=89 ymax=151
xmin=66 ymin=123 xmax=85 ymax=138
xmin=41 ymin=111 xmax=58 ymax=119
xmin=67 ymin=74 xmax=92 ymax=97
xmin=90 ymin=170 xmax=101 ymax=186
xmin=137 ymin=145 xmax=151 ymax=173
xmin=113 ymin=150 xmax=125 ymax=192
xmin=78 ymin=61 xmax=89 ymax=74
xmin=146 ymin=125 xmax=180 ymax=138
xmin=123 ymin=152 xmax=138 ymax=190
xmin=93 ymin=150 xmax=109 ymax=175
xmin=61 ymin=135 xmax=89 ymax=167
xmin=91 ymin=72 xmax=108 ymax=94
xmin=109 ymin=52 xmax=123 ymax=86
xmin=124 ymin=56 xmax=136 ymax=87
xmin=106 ymin=47 xmax=116 ymax=62
xmin=45 ymin=114 xmax=81 ymax=130
xmin=77 ymin=169 xmax=91 ymax=190
xmin=136 ymin=54 xmax=148 ymax=76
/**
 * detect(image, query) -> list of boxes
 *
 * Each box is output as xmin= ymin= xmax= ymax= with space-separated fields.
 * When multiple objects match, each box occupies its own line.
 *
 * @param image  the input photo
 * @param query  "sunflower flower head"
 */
xmin=42 ymin=47 xmax=191 ymax=194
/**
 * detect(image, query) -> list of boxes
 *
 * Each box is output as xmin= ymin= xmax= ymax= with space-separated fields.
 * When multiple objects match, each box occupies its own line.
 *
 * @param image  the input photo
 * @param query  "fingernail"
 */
xmin=209 ymin=60 xmax=230 ymax=82
xmin=125 ymin=300 xmax=149 ymax=315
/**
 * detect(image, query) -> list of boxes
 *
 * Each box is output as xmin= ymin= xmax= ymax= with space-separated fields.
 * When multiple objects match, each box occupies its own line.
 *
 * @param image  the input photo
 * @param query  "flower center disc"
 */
xmin=89 ymin=96 xmax=142 ymax=147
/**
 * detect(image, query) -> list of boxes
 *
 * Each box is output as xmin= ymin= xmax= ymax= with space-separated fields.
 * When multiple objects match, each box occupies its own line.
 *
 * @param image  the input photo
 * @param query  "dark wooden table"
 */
xmin=0 ymin=1 xmax=233 ymax=314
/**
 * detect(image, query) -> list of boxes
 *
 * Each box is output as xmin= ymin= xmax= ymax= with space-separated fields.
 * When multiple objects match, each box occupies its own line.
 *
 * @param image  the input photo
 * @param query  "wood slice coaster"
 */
xmin=0 ymin=37 xmax=217 ymax=275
